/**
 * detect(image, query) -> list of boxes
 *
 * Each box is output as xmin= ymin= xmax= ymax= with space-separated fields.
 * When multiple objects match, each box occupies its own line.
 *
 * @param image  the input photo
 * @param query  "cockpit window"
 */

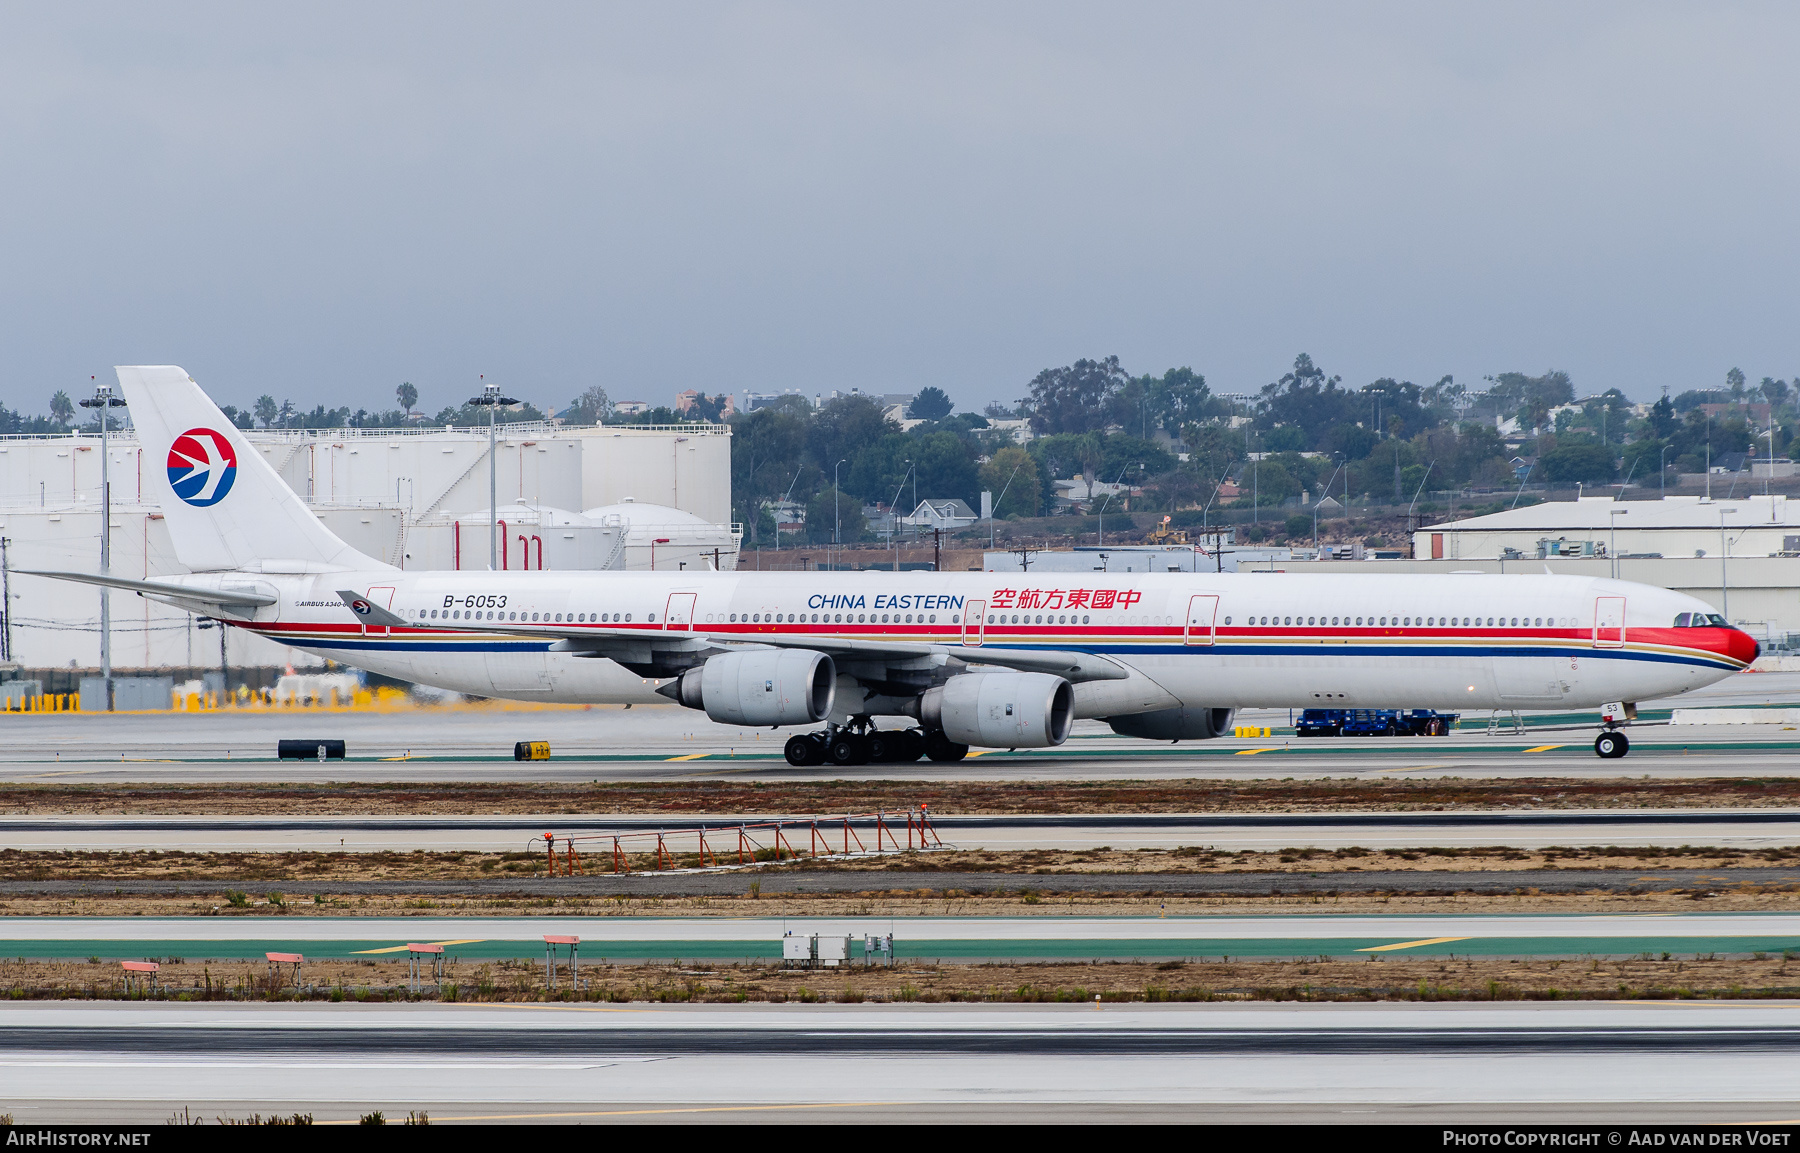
xmin=1674 ymin=612 xmax=1731 ymax=627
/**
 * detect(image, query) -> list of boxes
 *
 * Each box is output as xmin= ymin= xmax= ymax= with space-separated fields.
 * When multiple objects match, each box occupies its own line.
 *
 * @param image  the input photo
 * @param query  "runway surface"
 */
xmin=2 ymin=1001 xmax=1797 ymax=1123
xmin=8 ymin=913 xmax=1799 ymax=962
xmin=1 ymin=671 xmax=1796 ymax=782
xmin=9 ymin=807 xmax=1799 ymax=852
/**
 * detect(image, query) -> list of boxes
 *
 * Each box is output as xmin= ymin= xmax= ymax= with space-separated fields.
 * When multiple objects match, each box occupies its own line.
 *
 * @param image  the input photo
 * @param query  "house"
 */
xmin=675 ymin=390 xmax=736 ymax=417
xmin=1054 ymin=477 xmax=1133 ymax=504
xmin=613 ymin=400 xmax=650 ymax=415
xmin=900 ymin=498 xmax=979 ymax=529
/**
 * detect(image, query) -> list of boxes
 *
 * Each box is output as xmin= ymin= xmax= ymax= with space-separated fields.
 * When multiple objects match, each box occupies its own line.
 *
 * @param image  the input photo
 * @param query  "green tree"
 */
xmin=979 ymin=446 xmax=1041 ymax=519
xmin=564 ymin=385 xmax=611 ymax=424
xmin=805 ymin=486 xmax=867 ymax=544
xmin=808 ymin=395 xmax=894 ymax=476
xmin=729 ymin=406 xmax=809 ymax=547
xmin=1727 ymin=366 xmax=1747 ymax=401
xmin=1540 ymin=443 xmax=1617 ymax=484
xmin=1022 ymin=356 xmax=1127 ymax=435
xmin=48 ymin=390 xmax=73 ymax=428
xmin=908 ymin=386 xmax=953 ymax=422
xmin=1156 ymin=367 xmax=1221 ymax=435
xmin=254 ymin=395 xmax=278 ymax=427
xmin=1644 ymin=395 xmax=1678 ymax=440
xmin=396 ymin=382 xmax=419 ymax=416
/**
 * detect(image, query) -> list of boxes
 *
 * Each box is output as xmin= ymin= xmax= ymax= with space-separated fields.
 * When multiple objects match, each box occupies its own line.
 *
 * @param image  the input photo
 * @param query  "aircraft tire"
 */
xmin=1594 ymin=731 xmax=1629 ymax=759
xmin=925 ymin=731 xmax=969 ymax=762
xmin=827 ymin=734 xmax=869 ymax=766
xmin=900 ymin=729 xmax=927 ymax=761
xmin=785 ymin=735 xmax=824 ymax=767
xmin=866 ymin=731 xmax=899 ymax=763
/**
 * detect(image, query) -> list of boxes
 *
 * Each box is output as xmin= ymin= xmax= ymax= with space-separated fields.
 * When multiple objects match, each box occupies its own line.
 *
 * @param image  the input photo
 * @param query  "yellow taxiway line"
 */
xmin=1358 ymin=936 xmax=1472 ymax=952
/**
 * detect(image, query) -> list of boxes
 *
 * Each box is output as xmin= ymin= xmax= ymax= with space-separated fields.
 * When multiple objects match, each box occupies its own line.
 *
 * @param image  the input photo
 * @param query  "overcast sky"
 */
xmin=1 ymin=2 xmax=1796 ymax=418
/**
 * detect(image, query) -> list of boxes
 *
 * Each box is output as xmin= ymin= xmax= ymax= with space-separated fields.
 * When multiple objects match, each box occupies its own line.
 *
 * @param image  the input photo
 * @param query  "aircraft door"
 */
xmin=962 ymin=599 xmax=986 ymax=646
xmin=664 ymin=592 xmax=697 ymax=630
xmin=1184 ymin=594 xmax=1219 ymax=645
xmin=1593 ymin=597 xmax=1626 ymax=648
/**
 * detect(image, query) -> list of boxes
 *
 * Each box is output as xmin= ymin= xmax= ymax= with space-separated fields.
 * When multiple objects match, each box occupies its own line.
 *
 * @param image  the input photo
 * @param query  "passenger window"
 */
xmin=1223 ymin=616 xmax=1232 ymax=625
xmin=1082 ymin=615 xmax=1091 ymax=624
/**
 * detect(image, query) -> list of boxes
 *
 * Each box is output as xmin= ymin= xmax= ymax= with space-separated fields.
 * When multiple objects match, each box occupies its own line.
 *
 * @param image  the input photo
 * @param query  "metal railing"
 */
xmin=530 ymin=807 xmax=944 ymax=875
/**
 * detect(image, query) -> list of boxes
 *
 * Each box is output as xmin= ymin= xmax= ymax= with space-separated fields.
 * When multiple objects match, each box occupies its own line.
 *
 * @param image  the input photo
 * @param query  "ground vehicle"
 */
xmin=1294 ymin=708 xmax=1458 ymax=737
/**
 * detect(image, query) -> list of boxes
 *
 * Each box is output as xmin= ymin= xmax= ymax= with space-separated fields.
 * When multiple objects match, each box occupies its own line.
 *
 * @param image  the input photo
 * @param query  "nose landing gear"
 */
xmin=1592 ymin=701 xmax=1635 ymax=759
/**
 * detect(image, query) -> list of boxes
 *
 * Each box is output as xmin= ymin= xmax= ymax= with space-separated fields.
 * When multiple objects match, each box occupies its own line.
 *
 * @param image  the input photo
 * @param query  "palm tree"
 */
xmin=396 ymin=382 xmax=418 ymax=417
xmin=254 ymin=395 xmax=278 ymax=428
xmin=49 ymin=390 xmax=74 ymax=428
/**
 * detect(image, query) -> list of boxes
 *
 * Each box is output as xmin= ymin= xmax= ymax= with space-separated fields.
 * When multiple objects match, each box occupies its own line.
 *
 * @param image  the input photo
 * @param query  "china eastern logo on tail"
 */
xmin=166 ymin=428 xmax=238 ymax=507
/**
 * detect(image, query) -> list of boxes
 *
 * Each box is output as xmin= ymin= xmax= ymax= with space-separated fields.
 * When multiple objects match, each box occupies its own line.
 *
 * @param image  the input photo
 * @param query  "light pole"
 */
xmin=78 ymin=380 xmax=127 ymax=711
xmin=1096 ymin=462 xmax=1140 ymax=547
xmin=1660 ymin=444 xmax=1671 ymax=500
xmin=1313 ymin=458 xmax=1345 ymax=556
xmin=889 ymin=461 xmax=914 ymax=571
xmin=1608 ymin=506 xmax=1627 ymax=579
xmin=466 ymin=379 xmax=518 ymax=570
xmin=832 ymin=459 xmax=847 ymax=571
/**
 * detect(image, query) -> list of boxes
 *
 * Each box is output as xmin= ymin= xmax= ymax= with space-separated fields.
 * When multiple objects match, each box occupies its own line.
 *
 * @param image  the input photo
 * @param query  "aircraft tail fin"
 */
xmin=114 ymin=366 xmax=389 ymax=573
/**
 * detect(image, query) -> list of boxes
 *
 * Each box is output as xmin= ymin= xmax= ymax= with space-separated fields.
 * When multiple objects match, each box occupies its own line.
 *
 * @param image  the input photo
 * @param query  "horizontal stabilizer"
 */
xmin=18 ymin=570 xmax=276 ymax=607
xmin=335 ymin=590 xmax=409 ymax=628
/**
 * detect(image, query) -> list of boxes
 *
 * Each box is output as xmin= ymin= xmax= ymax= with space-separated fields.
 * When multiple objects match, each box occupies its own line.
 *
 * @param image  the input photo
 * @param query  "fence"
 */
xmin=529 ymin=808 xmax=944 ymax=876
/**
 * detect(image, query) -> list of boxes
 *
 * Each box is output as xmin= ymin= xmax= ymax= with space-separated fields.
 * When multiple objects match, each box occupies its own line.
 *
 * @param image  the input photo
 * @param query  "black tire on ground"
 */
xmin=828 ymin=734 xmax=869 ymax=765
xmin=900 ymin=729 xmax=927 ymax=761
xmin=866 ymin=732 xmax=896 ymax=763
xmin=785 ymin=735 xmax=822 ymax=767
xmin=1594 ymin=731 xmax=1629 ymax=759
xmin=925 ymin=731 xmax=969 ymax=762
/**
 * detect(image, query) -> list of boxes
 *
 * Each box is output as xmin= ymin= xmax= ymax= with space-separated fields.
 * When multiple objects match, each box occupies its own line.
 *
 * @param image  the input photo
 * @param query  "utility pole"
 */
xmin=78 ymin=379 xmax=127 ymax=710
xmin=833 ymin=458 xmax=846 ymax=572
xmin=466 ymin=378 xmax=517 ymax=570
xmin=933 ymin=526 xmax=941 ymax=572
xmin=1 ymin=535 xmax=10 ymax=663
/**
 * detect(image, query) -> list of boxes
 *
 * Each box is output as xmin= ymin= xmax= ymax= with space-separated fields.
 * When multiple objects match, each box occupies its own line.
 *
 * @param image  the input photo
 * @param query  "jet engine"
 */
xmin=920 ymin=671 xmax=1073 ymax=749
xmin=661 ymin=650 xmax=836 ymax=727
xmin=1105 ymin=705 xmax=1235 ymax=741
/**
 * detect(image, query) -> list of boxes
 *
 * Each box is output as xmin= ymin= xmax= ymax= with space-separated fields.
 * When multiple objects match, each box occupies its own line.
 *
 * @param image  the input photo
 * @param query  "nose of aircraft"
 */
xmin=1706 ymin=627 xmax=1762 ymax=667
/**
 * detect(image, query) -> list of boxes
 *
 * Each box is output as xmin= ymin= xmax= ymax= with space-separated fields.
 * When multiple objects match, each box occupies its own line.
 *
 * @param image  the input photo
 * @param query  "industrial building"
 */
xmin=1412 ymin=495 xmax=1800 ymax=563
xmin=1374 ymin=493 xmax=1800 ymax=636
xmin=0 ymin=420 xmax=737 ymax=670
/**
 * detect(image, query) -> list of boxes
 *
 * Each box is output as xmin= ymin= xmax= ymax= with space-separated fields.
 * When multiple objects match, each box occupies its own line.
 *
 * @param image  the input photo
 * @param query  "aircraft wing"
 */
xmin=418 ymin=616 xmax=1128 ymax=684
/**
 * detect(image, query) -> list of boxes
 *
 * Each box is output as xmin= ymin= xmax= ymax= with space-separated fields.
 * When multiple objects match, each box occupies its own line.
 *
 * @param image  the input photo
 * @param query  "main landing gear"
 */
xmin=784 ymin=723 xmax=969 ymax=766
xmin=1594 ymin=730 xmax=1630 ymax=759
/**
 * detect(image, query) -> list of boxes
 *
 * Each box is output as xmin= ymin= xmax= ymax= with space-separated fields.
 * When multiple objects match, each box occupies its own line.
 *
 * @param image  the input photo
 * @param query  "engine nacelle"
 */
xmin=1105 ymin=706 xmax=1236 ymax=741
xmin=663 ymin=650 xmax=835 ymax=727
xmin=921 ymin=672 xmax=1073 ymax=749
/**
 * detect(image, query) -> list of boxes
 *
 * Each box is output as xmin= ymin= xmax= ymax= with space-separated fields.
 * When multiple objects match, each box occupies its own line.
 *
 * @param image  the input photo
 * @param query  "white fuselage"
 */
xmin=196 ymin=568 xmax=1750 ymax=718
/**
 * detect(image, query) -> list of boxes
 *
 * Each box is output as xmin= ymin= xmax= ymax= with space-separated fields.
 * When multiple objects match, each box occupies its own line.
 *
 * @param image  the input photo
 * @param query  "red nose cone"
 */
xmin=1709 ymin=628 xmax=1761 ymax=667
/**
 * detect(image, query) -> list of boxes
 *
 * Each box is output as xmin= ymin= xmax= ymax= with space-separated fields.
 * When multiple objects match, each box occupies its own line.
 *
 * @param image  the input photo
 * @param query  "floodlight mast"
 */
xmin=78 ymin=380 xmax=127 ymax=711
xmin=466 ymin=379 xmax=518 ymax=570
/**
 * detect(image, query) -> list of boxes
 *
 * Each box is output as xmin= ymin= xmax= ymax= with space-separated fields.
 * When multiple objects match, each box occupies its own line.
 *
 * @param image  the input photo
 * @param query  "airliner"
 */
xmin=33 ymin=367 xmax=1758 ymax=763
